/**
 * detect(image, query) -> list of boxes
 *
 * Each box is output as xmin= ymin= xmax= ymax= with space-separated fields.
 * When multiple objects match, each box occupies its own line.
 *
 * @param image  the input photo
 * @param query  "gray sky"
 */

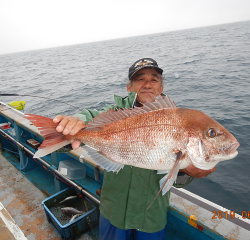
xmin=0 ymin=0 xmax=249 ymax=55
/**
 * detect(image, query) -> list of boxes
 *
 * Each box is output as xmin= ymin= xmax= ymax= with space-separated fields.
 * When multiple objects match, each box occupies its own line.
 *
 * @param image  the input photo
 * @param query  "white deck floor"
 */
xmin=0 ymin=153 xmax=92 ymax=240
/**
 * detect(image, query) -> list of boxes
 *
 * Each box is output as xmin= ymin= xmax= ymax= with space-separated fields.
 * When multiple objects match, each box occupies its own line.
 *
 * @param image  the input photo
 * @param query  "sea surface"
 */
xmin=0 ymin=20 xmax=249 ymax=215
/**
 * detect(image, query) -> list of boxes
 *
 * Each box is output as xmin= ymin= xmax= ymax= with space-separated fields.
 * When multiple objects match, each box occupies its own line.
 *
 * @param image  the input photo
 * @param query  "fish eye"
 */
xmin=208 ymin=128 xmax=217 ymax=138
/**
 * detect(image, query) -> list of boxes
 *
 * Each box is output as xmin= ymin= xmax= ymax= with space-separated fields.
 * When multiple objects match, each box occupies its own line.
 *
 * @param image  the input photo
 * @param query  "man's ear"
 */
xmin=127 ymin=83 xmax=132 ymax=92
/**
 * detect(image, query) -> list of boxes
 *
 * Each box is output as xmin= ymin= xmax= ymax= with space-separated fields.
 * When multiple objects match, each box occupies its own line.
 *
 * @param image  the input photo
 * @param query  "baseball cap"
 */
xmin=128 ymin=58 xmax=163 ymax=80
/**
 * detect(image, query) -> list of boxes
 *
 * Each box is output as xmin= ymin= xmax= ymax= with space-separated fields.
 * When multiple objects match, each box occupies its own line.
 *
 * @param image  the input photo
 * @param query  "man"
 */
xmin=54 ymin=58 xmax=216 ymax=239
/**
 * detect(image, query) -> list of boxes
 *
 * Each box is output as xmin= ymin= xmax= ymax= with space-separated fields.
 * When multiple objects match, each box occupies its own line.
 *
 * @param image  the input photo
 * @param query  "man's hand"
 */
xmin=180 ymin=163 xmax=216 ymax=178
xmin=53 ymin=115 xmax=86 ymax=149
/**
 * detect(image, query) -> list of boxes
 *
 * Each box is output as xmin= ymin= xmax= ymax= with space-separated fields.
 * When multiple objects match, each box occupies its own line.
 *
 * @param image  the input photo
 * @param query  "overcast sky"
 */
xmin=0 ymin=0 xmax=249 ymax=55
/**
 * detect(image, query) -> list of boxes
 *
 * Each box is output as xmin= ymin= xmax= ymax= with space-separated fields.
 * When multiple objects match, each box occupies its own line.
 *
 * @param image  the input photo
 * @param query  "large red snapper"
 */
xmin=26 ymin=94 xmax=239 ymax=198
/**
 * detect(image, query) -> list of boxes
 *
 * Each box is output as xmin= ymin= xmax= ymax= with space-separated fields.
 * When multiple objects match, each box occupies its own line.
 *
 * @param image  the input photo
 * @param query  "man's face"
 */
xmin=127 ymin=68 xmax=163 ymax=104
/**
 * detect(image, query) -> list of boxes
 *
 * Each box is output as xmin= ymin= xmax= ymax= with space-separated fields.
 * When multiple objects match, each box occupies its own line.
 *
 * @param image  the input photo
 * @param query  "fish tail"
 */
xmin=25 ymin=114 xmax=71 ymax=158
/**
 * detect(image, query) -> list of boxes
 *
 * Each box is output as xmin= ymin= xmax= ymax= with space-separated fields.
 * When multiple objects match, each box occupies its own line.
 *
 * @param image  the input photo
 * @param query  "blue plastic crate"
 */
xmin=42 ymin=188 xmax=98 ymax=240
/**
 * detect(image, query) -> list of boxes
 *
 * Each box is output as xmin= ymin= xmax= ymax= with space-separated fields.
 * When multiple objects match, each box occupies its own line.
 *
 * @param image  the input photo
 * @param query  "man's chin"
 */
xmin=138 ymin=97 xmax=155 ymax=104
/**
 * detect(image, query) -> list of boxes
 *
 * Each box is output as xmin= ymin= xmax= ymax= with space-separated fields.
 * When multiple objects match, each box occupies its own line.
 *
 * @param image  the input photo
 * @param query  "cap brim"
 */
xmin=129 ymin=66 xmax=163 ymax=80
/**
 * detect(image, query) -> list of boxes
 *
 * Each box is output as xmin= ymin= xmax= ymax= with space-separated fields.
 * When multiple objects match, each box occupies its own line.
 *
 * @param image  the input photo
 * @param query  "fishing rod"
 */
xmin=0 ymin=93 xmax=78 ymax=109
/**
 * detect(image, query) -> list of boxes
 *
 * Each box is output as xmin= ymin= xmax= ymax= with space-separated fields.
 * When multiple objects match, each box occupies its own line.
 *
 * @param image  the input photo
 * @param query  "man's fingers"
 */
xmin=53 ymin=115 xmax=84 ymax=149
xmin=56 ymin=117 xmax=77 ymax=134
xmin=198 ymin=166 xmax=216 ymax=178
xmin=72 ymin=140 xmax=81 ymax=149
xmin=180 ymin=164 xmax=216 ymax=178
xmin=53 ymin=115 xmax=64 ymax=123
xmin=55 ymin=117 xmax=71 ymax=133
xmin=70 ymin=121 xmax=86 ymax=135
xmin=54 ymin=116 xmax=86 ymax=135
xmin=62 ymin=118 xmax=78 ymax=135
xmin=205 ymin=166 xmax=216 ymax=176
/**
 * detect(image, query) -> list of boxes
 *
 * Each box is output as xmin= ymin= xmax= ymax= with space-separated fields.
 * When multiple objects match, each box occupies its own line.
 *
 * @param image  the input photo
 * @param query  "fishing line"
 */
xmin=0 ymin=93 xmax=78 ymax=109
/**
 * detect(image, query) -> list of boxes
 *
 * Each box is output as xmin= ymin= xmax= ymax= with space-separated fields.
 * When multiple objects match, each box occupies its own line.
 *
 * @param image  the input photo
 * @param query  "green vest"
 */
xmin=76 ymin=92 xmax=193 ymax=233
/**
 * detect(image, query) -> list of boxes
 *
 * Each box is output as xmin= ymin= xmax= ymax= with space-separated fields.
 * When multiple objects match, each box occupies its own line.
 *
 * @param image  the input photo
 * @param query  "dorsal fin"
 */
xmin=86 ymin=94 xmax=176 ymax=129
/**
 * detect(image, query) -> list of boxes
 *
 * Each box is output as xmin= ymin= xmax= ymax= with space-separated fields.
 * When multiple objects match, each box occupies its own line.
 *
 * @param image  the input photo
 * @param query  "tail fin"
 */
xmin=25 ymin=114 xmax=71 ymax=158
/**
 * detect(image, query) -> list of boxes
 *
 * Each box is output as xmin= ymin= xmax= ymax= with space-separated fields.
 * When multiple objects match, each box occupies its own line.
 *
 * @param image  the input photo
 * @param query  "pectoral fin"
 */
xmin=147 ymin=151 xmax=184 ymax=210
xmin=157 ymin=170 xmax=169 ymax=175
xmin=159 ymin=165 xmax=180 ymax=195
xmin=159 ymin=151 xmax=185 ymax=194
xmin=81 ymin=145 xmax=124 ymax=172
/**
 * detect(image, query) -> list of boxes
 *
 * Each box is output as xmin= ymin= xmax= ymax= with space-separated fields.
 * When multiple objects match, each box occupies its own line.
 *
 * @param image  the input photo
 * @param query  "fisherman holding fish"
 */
xmin=32 ymin=58 xmax=239 ymax=240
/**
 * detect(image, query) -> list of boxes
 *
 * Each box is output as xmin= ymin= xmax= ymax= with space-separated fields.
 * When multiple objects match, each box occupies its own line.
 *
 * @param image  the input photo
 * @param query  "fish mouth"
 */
xmin=221 ymin=142 xmax=240 ymax=155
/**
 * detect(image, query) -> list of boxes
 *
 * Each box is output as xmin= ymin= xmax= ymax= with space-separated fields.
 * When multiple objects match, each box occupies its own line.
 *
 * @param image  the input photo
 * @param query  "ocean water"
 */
xmin=0 ymin=20 xmax=249 ymax=215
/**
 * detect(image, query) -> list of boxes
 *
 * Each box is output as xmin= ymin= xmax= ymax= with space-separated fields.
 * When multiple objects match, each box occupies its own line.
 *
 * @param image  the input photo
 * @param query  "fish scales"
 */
xmin=26 ymin=94 xmax=239 ymax=197
xmin=69 ymin=108 xmax=189 ymax=170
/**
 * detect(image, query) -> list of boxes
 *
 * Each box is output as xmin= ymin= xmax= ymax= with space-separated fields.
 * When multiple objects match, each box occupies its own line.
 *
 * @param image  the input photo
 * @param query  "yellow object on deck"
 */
xmin=188 ymin=214 xmax=198 ymax=228
xmin=9 ymin=101 xmax=26 ymax=110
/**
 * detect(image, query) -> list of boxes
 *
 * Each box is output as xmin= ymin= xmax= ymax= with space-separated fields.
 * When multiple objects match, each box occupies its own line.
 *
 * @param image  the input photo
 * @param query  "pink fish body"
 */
xmin=26 ymin=95 xmax=239 ymax=196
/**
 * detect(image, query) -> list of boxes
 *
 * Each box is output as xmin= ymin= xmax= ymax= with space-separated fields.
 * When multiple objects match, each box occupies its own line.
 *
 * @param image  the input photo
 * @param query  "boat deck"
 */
xmin=0 ymin=153 xmax=92 ymax=240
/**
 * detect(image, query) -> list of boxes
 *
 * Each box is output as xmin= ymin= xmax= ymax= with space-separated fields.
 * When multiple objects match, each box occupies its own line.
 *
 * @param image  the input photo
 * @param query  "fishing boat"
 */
xmin=0 ymin=100 xmax=249 ymax=240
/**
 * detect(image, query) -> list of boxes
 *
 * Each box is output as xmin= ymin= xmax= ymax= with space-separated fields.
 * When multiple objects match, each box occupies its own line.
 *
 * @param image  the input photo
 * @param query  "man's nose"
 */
xmin=142 ymin=79 xmax=152 ymax=88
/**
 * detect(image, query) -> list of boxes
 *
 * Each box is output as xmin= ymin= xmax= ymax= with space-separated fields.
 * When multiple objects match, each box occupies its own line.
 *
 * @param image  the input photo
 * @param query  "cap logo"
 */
xmin=134 ymin=59 xmax=154 ymax=67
